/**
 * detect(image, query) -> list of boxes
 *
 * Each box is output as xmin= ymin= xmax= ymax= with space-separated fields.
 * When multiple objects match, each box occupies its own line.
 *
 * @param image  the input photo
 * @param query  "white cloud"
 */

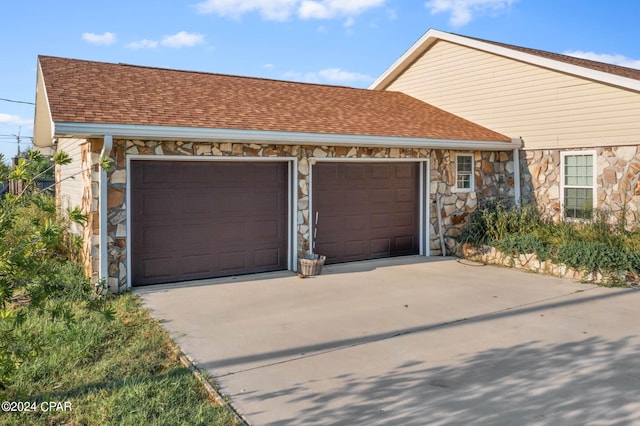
xmin=564 ymin=51 xmax=640 ymax=70
xmin=283 ymin=67 xmax=374 ymax=85
xmin=425 ymin=0 xmax=517 ymax=27
xmin=125 ymin=32 xmax=204 ymax=49
xmin=299 ymin=0 xmax=385 ymax=19
xmin=0 ymin=113 xmax=31 ymax=125
xmin=81 ymin=32 xmax=117 ymax=45
xmin=126 ymin=39 xmax=159 ymax=49
xmin=193 ymin=0 xmax=386 ymax=20
xmin=161 ymin=31 xmax=205 ymax=48
xmin=194 ymin=0 xmax=298 ymax=20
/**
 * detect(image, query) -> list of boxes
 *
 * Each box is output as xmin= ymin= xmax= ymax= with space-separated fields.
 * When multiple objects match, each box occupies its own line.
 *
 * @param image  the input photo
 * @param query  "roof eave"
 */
xmin=53 ymin=122 xmax=520 ymax=151
xmin=370 ymin=29 xmax=640 ymax=92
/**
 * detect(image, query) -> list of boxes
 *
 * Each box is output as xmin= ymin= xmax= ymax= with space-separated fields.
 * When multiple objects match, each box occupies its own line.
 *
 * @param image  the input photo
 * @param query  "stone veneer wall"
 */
xmin=430 ymin=150 xmax=516 ymax=254
xmin=521 ymin=145 xmax=640 ymax=226
xmin=83 ymin=138 xmax=516 ymax=291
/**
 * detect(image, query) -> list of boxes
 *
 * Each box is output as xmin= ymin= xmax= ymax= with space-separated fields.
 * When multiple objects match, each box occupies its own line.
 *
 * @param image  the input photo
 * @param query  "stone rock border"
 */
xmin=459 ymin=242 xmax=639 ymax=286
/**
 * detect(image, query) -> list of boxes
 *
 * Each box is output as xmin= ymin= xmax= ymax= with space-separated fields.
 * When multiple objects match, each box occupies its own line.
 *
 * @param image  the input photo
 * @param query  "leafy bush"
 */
xmin=458 ymin=201 xmax=542 ymax=245
xmin=0 ymin=152 xmax=111 ymax=394
xmin=457 ymin=202 xmax=640 ymax=286
xmin=556 ymin=241 xmax=627 ymax=275
xmin=494 ymin=234 xmax=552 ymax=261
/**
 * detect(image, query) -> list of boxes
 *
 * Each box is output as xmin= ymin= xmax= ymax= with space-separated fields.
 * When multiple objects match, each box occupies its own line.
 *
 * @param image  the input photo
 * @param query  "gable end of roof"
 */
xmin=371 ymin=29 xmax=640 ymax=93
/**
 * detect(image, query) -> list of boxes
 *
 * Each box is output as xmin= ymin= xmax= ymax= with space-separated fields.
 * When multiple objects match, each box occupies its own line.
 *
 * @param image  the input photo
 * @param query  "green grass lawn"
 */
xmin=1 ymin=293 xmax=237 ymax=426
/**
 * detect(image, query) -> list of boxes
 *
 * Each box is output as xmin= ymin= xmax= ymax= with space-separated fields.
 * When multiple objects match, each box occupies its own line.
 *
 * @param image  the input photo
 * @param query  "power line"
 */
xmin=0 ymin=97 xmax=35 ymax=105
xmin=0 ymin=134 xmax=33 ymax=138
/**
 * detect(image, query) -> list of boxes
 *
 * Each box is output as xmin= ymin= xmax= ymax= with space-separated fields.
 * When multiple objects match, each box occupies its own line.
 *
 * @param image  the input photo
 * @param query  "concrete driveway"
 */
xmin=136 ymin=257 xmax=640 ymax=425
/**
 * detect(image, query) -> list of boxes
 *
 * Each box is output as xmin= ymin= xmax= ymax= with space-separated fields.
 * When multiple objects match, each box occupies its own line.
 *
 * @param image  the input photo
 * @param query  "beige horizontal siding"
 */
xmin=57 ymin=138 xmax=86 ymax=235
xmin=387 ymin=40 xmax=640 ymax=149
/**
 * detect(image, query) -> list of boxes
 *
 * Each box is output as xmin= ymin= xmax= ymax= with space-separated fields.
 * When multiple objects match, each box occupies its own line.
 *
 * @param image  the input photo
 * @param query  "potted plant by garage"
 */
xmin=299 ymin=212 xmax=326 ymax=277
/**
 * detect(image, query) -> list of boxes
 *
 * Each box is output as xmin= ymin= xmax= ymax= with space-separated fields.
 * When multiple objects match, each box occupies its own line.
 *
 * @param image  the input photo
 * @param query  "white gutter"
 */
xmin=53 ymin=122 xmax=521 ymax=151
xmin=99 ymin=134 xmax=113 ymax=292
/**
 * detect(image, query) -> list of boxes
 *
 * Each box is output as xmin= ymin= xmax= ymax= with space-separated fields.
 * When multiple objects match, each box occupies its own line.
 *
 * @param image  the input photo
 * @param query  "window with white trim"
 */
xmin=561 ymin=152 xmax=596 ymax=219
xmin=456 ymin=154 xmax=473 ymax=191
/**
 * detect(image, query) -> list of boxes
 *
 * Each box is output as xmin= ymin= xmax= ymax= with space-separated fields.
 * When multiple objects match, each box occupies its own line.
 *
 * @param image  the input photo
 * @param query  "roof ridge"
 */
xmin=38 ymin=54 xmax=361 ymax=91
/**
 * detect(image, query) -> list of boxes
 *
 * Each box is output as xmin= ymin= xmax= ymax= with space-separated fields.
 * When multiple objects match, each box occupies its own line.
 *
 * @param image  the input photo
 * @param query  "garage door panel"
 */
xmin=140 ymin=163 xmax=179 ymax=184
xmin=252 ymin=191 xmax=282 ymax=212
xmin=395 ymin=188 xmax=414 ymax=202
xmin=141 ymin=225 xmax=181 ymax=249
xmin=370 ymin=188 xmax=393 ymax=203
xmin=313 ymin=162 xmax=419 ymax=264
xmin=395 ymin=163 xmax=415 ymax=178
xmin=370 ymin=238 xmax=391 ymax=255
xmin=371 ymin=213 xmax=391 ymax=229
xmin=181 ymin=254 xmax=213 ymax=275
xmin=394 ymin=236 xmax=416 ymax=252
xmin=254 ymin=248 xmax=281 ymax=268
xmin=215 ymin=220 xmax=247 ymax=242
xmin=252 ymin=220 xmax=282 ymax=241
xmin=182 ymin=163 xmax=215 ymax=183
xmin=132 ymin=161 xmax=288 ymax=286
xmin=315 ymin=191 xmax=342 ymax=210
xmin=344 ymin=215 xmax=366 ymax=231
xmin=344 ymin=240 xmax=366 ymax=258
xmin=345 ymin=165 xmax=365 ymax=180
xmin=141 ymin=257 xmax=174 ymax=280
xmin=394 ymin=212 xmax=415 ymax=227
xmin=214 ymin=191 xmax=245 ymax=212
xmin=370 ymin=164 xmax=391 ymax=179
xmin=218 ymin=251 xmax=247 ymax=272
xmin=182 ymin=223 xmax=213 ymax=247
xmin=140 ymin=193 xmax=176 ymax=216
xmin=315 ymin=163 xmax=339 ymax=181
xmin=182 ymin=192 xmax=213 ymax=215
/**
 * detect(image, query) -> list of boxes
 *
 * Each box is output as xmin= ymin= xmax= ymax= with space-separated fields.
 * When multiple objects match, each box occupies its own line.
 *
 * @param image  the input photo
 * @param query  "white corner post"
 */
xmin=513 ymin=147 xmax=521 ymax=207
xmin=99 ymin=135 xmax=113 ymax=290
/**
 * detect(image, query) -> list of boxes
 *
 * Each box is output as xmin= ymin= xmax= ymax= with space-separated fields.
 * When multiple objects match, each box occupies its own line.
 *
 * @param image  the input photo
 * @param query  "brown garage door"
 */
xmin=312 ymin=162 xmax=419 ymax=263
xmin=131 ymin=161 xmax=288 ymax=286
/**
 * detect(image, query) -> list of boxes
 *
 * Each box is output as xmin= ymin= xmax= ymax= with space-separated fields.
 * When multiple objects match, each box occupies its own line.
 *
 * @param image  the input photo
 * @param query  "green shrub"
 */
xmin=458 ymin=201 xmax=542 ymax=245
xmin=494 ymin=234 xmax=552 ymax=261
xmin=456 ymin=202 xmax=640 ymax=286
xmin=554 ymin=241 xmax=630 ymax=285
xmin=0 ymin=151 xmax=111 ymax=393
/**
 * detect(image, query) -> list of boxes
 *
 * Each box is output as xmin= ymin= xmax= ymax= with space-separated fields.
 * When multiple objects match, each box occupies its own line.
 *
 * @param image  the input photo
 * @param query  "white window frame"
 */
xmin=560 ymin=150 xmax=597 ymax=219
xmin=455 ymin=153 xmax=474 ymax=193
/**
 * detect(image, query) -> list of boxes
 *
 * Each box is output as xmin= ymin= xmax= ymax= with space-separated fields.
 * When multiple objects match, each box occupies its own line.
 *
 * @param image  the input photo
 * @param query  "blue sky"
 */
xmin=1 ymin=0 xmax=639 ymax=161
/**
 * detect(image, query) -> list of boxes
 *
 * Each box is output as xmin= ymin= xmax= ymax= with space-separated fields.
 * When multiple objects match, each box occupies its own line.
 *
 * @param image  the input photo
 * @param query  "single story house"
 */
xmin=372 ymin=29 xmax=640 ymax=225
xmin=33 ymin=54 xmax=520 ymax=290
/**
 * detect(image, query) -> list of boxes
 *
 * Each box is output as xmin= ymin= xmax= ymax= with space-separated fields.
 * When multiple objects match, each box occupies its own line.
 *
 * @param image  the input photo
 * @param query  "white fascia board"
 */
xmin=53 ymin=122 xmax=521 ymax=151
xmin=371 ymin=29 xmax=640 ymax=93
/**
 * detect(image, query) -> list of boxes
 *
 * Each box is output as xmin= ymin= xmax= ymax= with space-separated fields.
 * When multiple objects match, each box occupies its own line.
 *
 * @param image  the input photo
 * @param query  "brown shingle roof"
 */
xmin=39 ymin=55 xmax=510 ymax=142
xmin=462 ymin=35 xmax=640 ymax=81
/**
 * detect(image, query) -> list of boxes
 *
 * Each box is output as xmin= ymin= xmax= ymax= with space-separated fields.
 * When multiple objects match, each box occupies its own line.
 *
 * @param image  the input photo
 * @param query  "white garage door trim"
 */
xmin=125 ymin=154 xmax=298 ymax=289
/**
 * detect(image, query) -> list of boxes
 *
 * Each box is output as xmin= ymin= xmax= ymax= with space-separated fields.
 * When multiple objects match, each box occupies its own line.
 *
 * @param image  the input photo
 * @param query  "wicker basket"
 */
xmin=298 ymin=254 xmax=326 ymax=276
